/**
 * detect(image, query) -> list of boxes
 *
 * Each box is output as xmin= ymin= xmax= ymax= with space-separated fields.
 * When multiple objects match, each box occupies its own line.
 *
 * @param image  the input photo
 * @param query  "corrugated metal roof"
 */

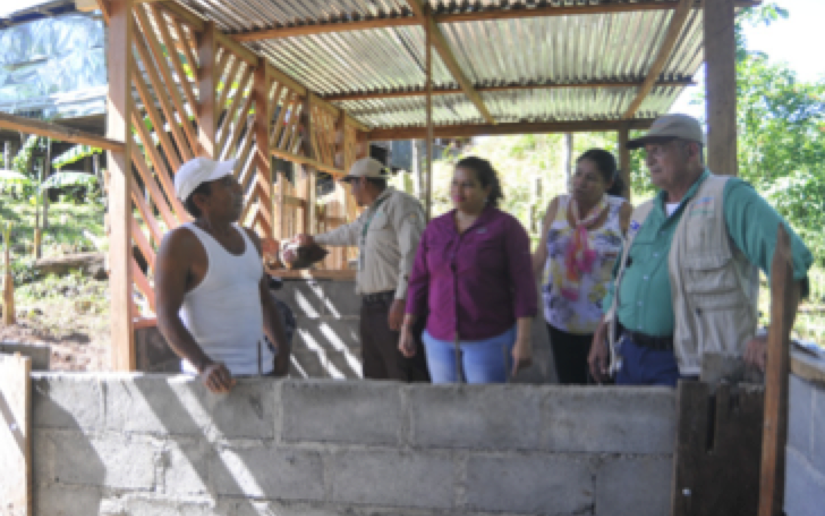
xmin=174 ymin=0 xmax=705 ymax=129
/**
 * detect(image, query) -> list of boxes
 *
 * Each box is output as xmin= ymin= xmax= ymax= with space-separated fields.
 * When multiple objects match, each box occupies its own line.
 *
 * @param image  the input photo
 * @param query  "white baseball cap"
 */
xmin=342 ymin=157 xmax=387 ymax=182
xmin=174 ymin=157 xmax=237 ymax=201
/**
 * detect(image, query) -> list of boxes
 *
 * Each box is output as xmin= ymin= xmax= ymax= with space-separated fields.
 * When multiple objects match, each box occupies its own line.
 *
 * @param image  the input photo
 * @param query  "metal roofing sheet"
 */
xmin=173 ymin=0 xmax=704 ymax=129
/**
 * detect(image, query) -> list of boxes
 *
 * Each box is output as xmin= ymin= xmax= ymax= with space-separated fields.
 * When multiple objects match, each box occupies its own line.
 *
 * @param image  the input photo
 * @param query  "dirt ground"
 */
xmin=1 ymin=282 xmax=111 ymax=372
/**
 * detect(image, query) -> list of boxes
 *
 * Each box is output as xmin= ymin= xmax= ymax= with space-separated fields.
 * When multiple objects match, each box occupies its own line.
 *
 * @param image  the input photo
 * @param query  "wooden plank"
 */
xmin=132 ymin=26 xmax=195 ymax=162
xmin=407 ymin=0 xmax=496 ymax=124
xmin=282 ymin=196 xmax=307 ymax=209
xmin=267 ymin=269 xmax=357 ymax=281
xmin=671 ymin=381 xmax=764 ymax=516
xmin=425 ymin=13 xmax=434 ymax=221
xmin=623 ymin=0 xmax=693 ymax=119
xmin=130 ymin=105 xmax=188 ymax=222
xmin=129 ymin=174 xmax=165 ymax=247
xmin=758 ymin=224 xmax=797 ymax=516
xmin=253 ymin=60 xmax=275 ymax=239
xmin=0 ymin=113 xmax=124 ymax=152
xmin=0 ymin=353 xmax=32 ymax=516
xmin=150 ymin=4 xmax=200 ymax=127
xmin=130 ymin=71 xmax=183 ymax=172
xmin=215 ymin=58 xmax=245 ymax=119
xmin=216 ymin=70 xmax=254 ymax=155
xmin=95 ymin=0 xmax=111 ymax=23
xmin=197 ymin=21 xmax=218 ymax=157
xmin=618 ymin=126 xmax=631 ymax=201
xmin=131 ymin=257 xmax=156 ymax=313
xmin=233 ymin=17 xmax=419 ymax=41
xmin=271 ymin=92 xmax=298 ymax=149
xmin=286 ymin=101 xmax=306 ymax=154
xmin=130 ymin=145 xmax=177 ymax=230
xmin=158 ymin=0 xmax=205 ymax=31
xmin=265 ymin=63 xmax=307 ymax=98
xmin=323 ymin=79 xmax=695 ymax=102
xmin=705 ymin=0 xmax=738 ymax=175
xmin=219 ymin=91 xmax=255 ymax=160
xmin=271 ymin=149 xmax=346 ymax=178
xmin=369 ymin=119 xmax=656 ymax=140
xmin=171 ymin=17 xmax=199 ymax=72
xmin=215 ymin=31 xmax=258 ymax=67
xmin=130 ymin=217 xmax=157 ymax=271
xmin=107 ymin=0 xmax=136 ymax=371
xmin=344 ymin=114 xmax=371 ymax=135
xmin=135 ymin=5 xmax=199 ymax=156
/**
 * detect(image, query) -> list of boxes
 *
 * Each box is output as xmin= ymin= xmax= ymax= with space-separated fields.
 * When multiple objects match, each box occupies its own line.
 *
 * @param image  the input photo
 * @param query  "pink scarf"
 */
xmin=561 ymin=196 xmax=608 ymax=301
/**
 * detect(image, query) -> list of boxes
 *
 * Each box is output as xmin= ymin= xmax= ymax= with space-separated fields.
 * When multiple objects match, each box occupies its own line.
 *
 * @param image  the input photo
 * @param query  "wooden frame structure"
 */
xmin=0 ymin=0 xmax=744 ymax=372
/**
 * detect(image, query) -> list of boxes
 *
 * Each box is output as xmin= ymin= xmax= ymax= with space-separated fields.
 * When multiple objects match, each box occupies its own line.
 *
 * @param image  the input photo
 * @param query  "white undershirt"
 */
xmin=666 ymin=202 xmax=680 ymax=217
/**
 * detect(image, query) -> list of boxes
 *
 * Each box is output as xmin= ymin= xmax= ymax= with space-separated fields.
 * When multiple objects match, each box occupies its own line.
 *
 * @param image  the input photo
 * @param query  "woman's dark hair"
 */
xmin=184 ymin=181 xmax=212 ymax=218
xmin=577 ymin=148 xmax=625 ymax=197
xmin=455 ymin=156 xmax=504 ymax=208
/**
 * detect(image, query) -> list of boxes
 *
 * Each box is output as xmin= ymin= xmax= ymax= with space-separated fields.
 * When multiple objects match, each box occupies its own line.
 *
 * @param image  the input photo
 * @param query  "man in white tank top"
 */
xmin=155 ymin=158 xmax=290 ymax=393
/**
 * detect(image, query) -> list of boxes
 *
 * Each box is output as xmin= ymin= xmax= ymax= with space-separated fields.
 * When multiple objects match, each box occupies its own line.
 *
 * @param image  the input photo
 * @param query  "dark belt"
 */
xmin=624 ymin=330 xmax=674 ymax=351
xmin=362 ymin=290 xmax=396 ymax=305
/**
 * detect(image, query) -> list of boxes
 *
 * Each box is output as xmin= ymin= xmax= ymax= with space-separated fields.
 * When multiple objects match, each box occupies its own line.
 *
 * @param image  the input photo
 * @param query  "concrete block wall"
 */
xmin=785 ymin=352 xmax=825 ymax=516
xmin=31 ymin=375 xmax=674 ymax=516
xmin=278 ymin=279 xmax=557 ymax=383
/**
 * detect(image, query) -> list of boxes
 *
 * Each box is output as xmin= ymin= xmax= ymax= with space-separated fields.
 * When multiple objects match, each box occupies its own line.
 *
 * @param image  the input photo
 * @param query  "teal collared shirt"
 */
xmin=602 ymin=170 xmax=813 ymax=337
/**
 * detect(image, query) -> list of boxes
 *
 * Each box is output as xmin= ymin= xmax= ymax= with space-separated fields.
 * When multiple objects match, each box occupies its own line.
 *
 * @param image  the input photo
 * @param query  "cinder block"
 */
xmin=32 ymin=375 xmax=104 ymax=430
xmin=213 ymin=446 xmax=324 ymax=501
xmin=542 ymin=386 xmax=676 ymax=454
xmin=465 ymin=454 xmax=593 ymax=514
xmin=409 ymin=384 xmax=542 ymax=450
xmin=105 ymin=376 xmax=277 ymax=439
xmin=214 ymin=501 xmax=355 ymax=516
xmin=321 ymin=280 xmax=359 ymax=317
xmin=784 ymin=446 xmax=825 ymax=516
xmin=812 ymin=385 xmax=825 ymax=475
xmin=116 ymin=497 xmax=214 ymax=516
xmin=316 ymin=319 xmax=362 ymax=350
xmin=595 ymin=457 xmax=673 ymax=516
xmin=278 ymin=280 xmax=325 ymax=318
xmin=48 ymin=432 xmax=157 ymax=489
xmin=789 ymin=375 xmax=814 ymax=454
xmin=324 ymin=348 xmax=362 ymax=380
xmin=330 ymin=450 xmax=453 ymax=509
xmin=0 ymin=341 xmax=50 ymax=370
xmin=33 ymin=483 xmax=103 ymax=516
xmin=163 ymin=438 xmax=211 ymax=496
xmin=281 ymin=380 xmax=402 ymax=445
xmin=290 ymin=347 xmax=329 ymax=379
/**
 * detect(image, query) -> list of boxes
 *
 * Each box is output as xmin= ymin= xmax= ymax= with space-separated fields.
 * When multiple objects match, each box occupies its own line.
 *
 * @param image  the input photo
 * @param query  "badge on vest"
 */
xmin=629 ymin=220 xmax=641 ymax=235
xmin=690 ymin=196 xmax=715 ymax=217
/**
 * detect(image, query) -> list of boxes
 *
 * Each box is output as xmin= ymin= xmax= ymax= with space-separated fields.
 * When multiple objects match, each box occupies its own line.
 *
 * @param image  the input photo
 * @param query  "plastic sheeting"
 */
xmin=0 ymin=12 xmax=106 ymax=119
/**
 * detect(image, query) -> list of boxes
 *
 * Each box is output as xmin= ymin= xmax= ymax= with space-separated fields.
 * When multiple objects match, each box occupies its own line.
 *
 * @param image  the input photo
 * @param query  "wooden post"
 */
xmin=0 ymin=353 xmax=32 ymax=515
xmin=425 ymin=6 xmax=434 ymax=221
xmin=197 ymin=22 xmax=218 ymax=158
xmin=107 ymin=0 xmax=135 ymax=371
xmin=253 ymin=61 xmax=274 ymax=239
xmin=618 ymin=126 xmax=631 ymax=201
xmin=705 ymin=0 xmax=738 ymax=176
xmin=758 ymin=225 xmax=797 ymax=516
xmin=299 ymin=97 xmax=317 ymax=236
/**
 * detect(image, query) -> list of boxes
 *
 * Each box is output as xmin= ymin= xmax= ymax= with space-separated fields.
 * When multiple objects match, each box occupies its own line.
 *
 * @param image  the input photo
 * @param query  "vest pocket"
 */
xmin=682 ymin=254 xmax=738 ymax=297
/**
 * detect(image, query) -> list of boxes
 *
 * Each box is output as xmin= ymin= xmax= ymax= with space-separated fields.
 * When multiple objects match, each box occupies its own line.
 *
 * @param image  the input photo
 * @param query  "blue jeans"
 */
xmin=615 ymin=336 xmax=682 ymax=387
xmin=422 ymin=326 xmax=516 ymax=384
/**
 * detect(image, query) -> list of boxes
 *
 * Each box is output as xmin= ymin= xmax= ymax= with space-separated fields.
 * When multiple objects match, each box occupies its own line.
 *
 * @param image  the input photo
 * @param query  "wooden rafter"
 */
xmin=623 ymin=0 xmax=693 ymax=119
xmin=406 ymin=0 xmax=495 ymax=125
xmin=0 ymin=113 xmax=124 ymax=152
xmin=369 ymin=119 xmax=655 ymax=140
xmin=230 ymin=0 xmax=762 ymax=41
xmin=322 ymin=79 xmax=696 ymax=102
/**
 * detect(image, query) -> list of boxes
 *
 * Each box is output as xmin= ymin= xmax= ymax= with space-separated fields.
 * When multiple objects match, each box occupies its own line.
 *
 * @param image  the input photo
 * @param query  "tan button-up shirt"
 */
xmin=315 ymin=187 xmax=425 ymax=299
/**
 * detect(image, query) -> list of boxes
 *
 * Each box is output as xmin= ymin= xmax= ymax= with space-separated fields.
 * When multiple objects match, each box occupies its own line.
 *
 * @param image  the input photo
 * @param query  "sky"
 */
xmin=670 ymin=0 xmax=825 ymax=118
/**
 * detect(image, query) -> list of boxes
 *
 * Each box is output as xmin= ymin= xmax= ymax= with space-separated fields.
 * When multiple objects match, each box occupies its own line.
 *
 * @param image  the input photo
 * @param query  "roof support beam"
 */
xmin=369 ymin=119 xmax=655 ymax=140
xmin=0 ymin=112 xmax=124 ymax=152
xmin=406 ymin=0 xmax=496 ymax=124
xmin=229 ymin=1 xmax=761 ymax=41
xmin=623 ymin=0 xmax=693 ymax=119
xmin=323 ymin=79 xmax=695 ymax=102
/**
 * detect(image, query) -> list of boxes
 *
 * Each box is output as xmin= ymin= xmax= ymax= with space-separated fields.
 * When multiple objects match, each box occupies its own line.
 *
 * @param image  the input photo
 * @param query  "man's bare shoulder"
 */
xmin=159 ymin=226 xmax=205 ymax=265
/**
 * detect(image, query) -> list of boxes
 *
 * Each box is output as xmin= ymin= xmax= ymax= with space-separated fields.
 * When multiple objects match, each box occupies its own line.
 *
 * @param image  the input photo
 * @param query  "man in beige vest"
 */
xmin=588 ymin=114 xmax=812 ymax=386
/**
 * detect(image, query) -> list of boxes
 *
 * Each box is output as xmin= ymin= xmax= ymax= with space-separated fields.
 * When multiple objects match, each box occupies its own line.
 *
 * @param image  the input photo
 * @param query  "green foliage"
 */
xmin=51 ymin=145 xmax=102 ymax=170
xmin=39 ymin=171 xmax=99 ymax=193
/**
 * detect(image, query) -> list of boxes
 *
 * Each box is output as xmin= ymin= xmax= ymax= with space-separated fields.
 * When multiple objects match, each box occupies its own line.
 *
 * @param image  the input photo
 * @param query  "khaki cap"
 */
xmin=626 ymin=113 xmax=706 ymax=150
xmin=342 ymin=157 xmax=388 ymax=181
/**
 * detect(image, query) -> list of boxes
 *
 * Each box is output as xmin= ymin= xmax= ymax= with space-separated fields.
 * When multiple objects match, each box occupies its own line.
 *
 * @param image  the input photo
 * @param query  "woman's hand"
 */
xmin=398 ymin=325 xmax=417 ymax=358
xmin=511 ymin=335 xmax=533 ymax=377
